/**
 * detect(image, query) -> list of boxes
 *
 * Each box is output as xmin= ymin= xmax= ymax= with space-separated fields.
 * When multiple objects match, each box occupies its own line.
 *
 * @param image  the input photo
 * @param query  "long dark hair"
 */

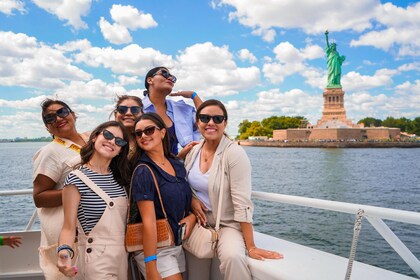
xmin=40 ymin=98 xmax=74 ymax=126
xmin=130 ymin=113 xmax=175 ymax=168
xmin=80 ymin=121 xmax=131 ymax=187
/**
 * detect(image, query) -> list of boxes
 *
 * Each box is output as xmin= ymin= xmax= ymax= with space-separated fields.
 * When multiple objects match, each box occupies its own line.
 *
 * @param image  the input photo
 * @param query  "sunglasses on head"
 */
xmin=134 ymin=126 xmax=161 ymax=138
xmin=116 ymin=105 xmax=142 ymax=115
xmin=152 ymin=69 xmax=177 ymax=83
xmin=43 ymin=107 xmax=71 ymax=125
xmin=198 ymin=114 xmax=226 ymax=124
xmin=102 ymin=129 xmax=127 ymax=147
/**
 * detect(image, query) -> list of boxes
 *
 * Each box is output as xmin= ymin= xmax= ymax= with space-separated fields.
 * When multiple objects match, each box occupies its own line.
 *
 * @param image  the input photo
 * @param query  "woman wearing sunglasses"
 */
xmin=130 ymin=113 xmax=195 ymax=280
xmin=57 ymin=121 xmax=131 ymax=279
xmin=112 ymin=95 xmax=143 ymax=159
xmin=32 ymin=98 xmax=89 ymax=279
xmin=184 ymin=100 xmax=283 ymax=280
xmin=143 ymin=66 xmax=202 ymax=159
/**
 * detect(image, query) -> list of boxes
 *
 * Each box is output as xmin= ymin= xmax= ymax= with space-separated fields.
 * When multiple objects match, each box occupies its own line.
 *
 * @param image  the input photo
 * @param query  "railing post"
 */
xmin=25 ymin=209 xmax=38 ymax=231
xmin=366 ymin=216 xmax=420 ymax=278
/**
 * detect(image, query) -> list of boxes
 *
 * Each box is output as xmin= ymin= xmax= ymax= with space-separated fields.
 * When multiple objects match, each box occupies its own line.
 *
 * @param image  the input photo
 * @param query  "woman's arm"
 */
xmin=169 ymin=91 xmax=203 ymax=110
xmin=57 ymin=185 xmax=80 ymax=277
xmin=178 ymin=212 xmax=197 ymax=240
xmin=33 ymin=174 xmax=62 ymax=208
xmin=240 ymin=222 xmax=283 ymax=260
xmin=138 ymin=200 xmax=162 ymax=280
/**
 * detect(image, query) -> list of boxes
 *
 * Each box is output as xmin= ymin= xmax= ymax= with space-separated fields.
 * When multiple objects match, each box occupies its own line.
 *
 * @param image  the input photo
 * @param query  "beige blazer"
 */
xmin=185 ymin=135 xmax=254 ymax=231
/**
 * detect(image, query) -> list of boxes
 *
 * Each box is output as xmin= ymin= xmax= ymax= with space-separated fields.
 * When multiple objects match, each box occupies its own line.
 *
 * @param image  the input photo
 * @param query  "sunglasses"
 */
xmin=43 ymin=107 xmax=71 ymax=125
xmin=152 ymin=69 xmax=177 ymax=83
xmin=102 ymin=129 xmax=127 ymax=147
xmin=134 ymin=126 xmax=161 ymax=138
xmin=198 ymin=114 xmax=226 ymax=124
xmin=116 ymin=105 xmax=142 ymax=115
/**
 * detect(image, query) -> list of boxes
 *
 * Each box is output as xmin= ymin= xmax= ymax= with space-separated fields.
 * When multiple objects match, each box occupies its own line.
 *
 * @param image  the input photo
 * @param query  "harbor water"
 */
xmin=0 ymin=142 xmax=419 ymax=277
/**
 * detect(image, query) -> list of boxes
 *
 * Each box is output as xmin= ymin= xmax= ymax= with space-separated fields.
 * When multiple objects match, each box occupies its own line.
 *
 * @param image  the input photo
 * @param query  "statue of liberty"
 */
xmin=325 ymin=30 xmax=345 ymax=88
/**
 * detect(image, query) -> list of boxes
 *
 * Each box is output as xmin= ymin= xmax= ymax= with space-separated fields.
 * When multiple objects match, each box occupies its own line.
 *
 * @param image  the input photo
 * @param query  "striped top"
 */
xmin=64 ymin=166 xmax=127 ymax=234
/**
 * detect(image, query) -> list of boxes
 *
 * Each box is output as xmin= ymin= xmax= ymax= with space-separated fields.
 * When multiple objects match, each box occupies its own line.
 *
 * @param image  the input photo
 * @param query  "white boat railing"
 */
xmin=1 ymin=189 xmax=419 ymax=277
xmin=252 ymin=191 xmax=420 ymax=278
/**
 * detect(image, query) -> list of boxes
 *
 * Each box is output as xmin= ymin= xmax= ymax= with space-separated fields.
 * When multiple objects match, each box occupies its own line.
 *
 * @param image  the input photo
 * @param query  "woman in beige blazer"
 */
xmin=184 ymin=99 xmax=283 ymax=280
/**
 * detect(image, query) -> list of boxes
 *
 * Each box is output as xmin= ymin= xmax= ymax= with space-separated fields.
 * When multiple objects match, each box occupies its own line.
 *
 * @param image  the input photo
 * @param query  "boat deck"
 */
xmin=1 ymin=230 xmax=417 ymax=280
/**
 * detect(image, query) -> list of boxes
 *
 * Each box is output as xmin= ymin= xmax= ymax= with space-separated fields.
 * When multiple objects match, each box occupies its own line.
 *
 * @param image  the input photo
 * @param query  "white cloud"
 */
xmin=99 ymin=5 xmax=158 ymax=45
xmin=0 ymin=31 xmax=91 ymax=89
xmin=351 ymin=2 xmax=420 ymax=57
xmin=237 ymin=49 xmax=257 ymax=63
xmin=74 ymin=44 xmax=175 ymax=75
xmin=115 ymin=75 xmax=140 ymax=86
xmin=99 ymin=17 xmax=132 ymax=45
xmin=110 ymin=4 xmax=157 ymax=30
xmin=0 ymin=0 xmax=25 ymax=15
xmin=263 ymin=41 xmax=323 ymax=84
xmin=32 ymin=0 xmax=91 ymax=30
xmin=220 ymin=0 xmax=377 ymax=41
xmin=174 ymin=42 xmax=260 ymax=96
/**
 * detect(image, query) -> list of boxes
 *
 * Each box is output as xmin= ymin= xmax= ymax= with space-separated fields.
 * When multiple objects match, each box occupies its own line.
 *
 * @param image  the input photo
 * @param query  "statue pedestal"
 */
xmin=316 ymin=87 xmax=355 ymax=128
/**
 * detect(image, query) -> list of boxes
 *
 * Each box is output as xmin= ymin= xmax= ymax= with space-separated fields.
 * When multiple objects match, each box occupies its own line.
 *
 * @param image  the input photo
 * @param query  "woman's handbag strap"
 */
xmin=71 ymin=169 xmax=113 ymax=206
xmin=214 ymin=146 xmax=228 ymax=231
xmin=127 ymin=163 xmax=169 ymax=221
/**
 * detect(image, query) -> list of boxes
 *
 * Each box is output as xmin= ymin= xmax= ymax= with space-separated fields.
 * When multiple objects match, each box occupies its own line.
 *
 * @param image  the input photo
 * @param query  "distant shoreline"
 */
xmin=237 ymin=140 xmax=420 ymax=148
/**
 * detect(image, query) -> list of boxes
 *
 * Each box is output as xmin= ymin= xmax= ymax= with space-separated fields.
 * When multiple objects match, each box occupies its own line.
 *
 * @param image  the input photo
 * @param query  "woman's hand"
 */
xmin=2 ymin=236 xmax=22 ymax=248
xmin=177 ymin=141 xmax=199 ymax=160
xmin=247 ymin=246 xmax=283 ymax=261
xmin=57 ymin=251 xmax=77 ymax=277
xmin=179 ymin=213 xmax=197 ymax=240
xmin=191 ymin=197 xmax=207 ymax=225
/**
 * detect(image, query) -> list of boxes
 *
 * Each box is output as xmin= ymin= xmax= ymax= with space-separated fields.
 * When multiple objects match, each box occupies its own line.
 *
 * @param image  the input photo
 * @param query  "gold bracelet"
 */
xmin=248 ymin=247 xmax=256 ymax=254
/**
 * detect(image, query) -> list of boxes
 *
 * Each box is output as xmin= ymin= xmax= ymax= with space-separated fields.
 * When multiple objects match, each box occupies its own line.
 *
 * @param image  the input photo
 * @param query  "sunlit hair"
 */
xmin=80 ymin=121 xmax=131 ymax=187
xmin=110 ymin=95 xmax=143 ymax=119
xmin=130 ymin=113 xmax=175 ymax=168
xmin=196 ymin=99 xmax=228 ymax=121
xmin=40 ymin=98 xmax=74 ymax=127
xmin=143 ymin=66 xmax=168 ymax=96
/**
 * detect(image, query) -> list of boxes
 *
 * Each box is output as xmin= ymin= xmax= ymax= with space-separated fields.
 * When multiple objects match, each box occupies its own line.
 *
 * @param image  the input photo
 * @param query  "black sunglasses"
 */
xmin=134 ymin=126 xmax=161 ymax=138
xmin=116 ymin=105 xmax=142 ymax=115
xmin=102 ymin=129 xmax=127 ymax=147
xmin=43 ymin=107 xmax=71 ymax=125
xmin=198 ymin=114 xmax=226 ymax=124
xmin=152 ymin=69 xmax=177 ymax=83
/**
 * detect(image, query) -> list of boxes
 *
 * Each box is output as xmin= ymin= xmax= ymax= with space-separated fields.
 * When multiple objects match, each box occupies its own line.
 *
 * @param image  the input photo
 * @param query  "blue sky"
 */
xmin=0 ymin=0 xmax=419 ymax=138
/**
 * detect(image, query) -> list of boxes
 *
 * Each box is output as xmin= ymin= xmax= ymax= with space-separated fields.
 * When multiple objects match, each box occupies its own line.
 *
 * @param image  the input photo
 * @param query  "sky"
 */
xmin=0 ymin=0 xmax=419 ymax=139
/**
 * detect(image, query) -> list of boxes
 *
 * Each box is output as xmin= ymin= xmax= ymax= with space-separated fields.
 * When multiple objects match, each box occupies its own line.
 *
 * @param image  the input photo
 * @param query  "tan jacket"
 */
xmin=185 ymin=135 xmax=254 ymax=231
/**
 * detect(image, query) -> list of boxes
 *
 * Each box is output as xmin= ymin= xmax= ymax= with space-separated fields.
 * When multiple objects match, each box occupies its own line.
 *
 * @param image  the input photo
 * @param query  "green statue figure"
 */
xmin=325 ymin=30 xmax=345 ymax=88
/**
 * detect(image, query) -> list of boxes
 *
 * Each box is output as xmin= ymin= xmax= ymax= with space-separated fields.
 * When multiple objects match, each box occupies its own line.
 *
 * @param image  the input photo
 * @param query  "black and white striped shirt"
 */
xmin=64 ymin=166 xmax=127 ymax=234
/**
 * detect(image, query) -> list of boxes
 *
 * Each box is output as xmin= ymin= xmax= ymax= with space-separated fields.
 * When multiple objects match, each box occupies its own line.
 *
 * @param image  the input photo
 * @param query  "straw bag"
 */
xmin=183 ymin=150 xmax=226 ymax=259
xmin=125 ymin=164 xmax=174 ymax=252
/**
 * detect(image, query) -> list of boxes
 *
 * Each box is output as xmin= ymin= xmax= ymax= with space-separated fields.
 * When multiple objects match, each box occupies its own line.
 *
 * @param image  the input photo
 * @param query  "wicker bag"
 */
xmin=125 ymin=164 xmax=174 ymax=252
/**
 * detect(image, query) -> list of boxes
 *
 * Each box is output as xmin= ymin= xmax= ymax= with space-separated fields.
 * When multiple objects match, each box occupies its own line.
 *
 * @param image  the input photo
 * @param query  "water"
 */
xmin=0 ymin=143 xmax=419 ymax=277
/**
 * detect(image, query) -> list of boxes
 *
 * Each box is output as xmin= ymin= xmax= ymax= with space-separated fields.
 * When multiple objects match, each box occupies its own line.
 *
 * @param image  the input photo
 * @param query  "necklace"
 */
xmin=202 ymin=149 xmax=216 ymax=162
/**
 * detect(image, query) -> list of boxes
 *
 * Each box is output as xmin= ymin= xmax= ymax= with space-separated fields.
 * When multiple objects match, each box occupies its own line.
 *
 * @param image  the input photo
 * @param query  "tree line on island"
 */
xmin=237 ymin=116 xmax=420 ymax=140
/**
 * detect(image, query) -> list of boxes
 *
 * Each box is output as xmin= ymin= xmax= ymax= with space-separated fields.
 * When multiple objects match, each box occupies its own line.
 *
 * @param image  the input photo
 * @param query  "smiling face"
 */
xmin=134 ymin=119 xmax=166 ymax=153
xmin=197 ymin=105 xmax=227 ymax=142
xmin=93 ymin=125 xmax=124 ymax=160
xmin=114 ymin=98 xmax=142 ymax=131
xmin=44 ymin=103 xmax=76 ymax=137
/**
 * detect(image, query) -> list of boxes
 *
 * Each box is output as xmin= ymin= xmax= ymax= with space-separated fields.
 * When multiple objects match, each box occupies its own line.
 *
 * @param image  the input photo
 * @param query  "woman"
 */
xmin=112 ymin=95 xmax=143 ymax=159
xmin=130 ymin=113 xmax=195 ymax=279
xmin=57 ymin=121 xmax=131 ymax=279
xmin=143 ymin=66 xmax=201 ymax=158
xmin=184 ymin=100 xmax=283 ymax=280
xmin=33 ymin=98 xmax=89 ymax=279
